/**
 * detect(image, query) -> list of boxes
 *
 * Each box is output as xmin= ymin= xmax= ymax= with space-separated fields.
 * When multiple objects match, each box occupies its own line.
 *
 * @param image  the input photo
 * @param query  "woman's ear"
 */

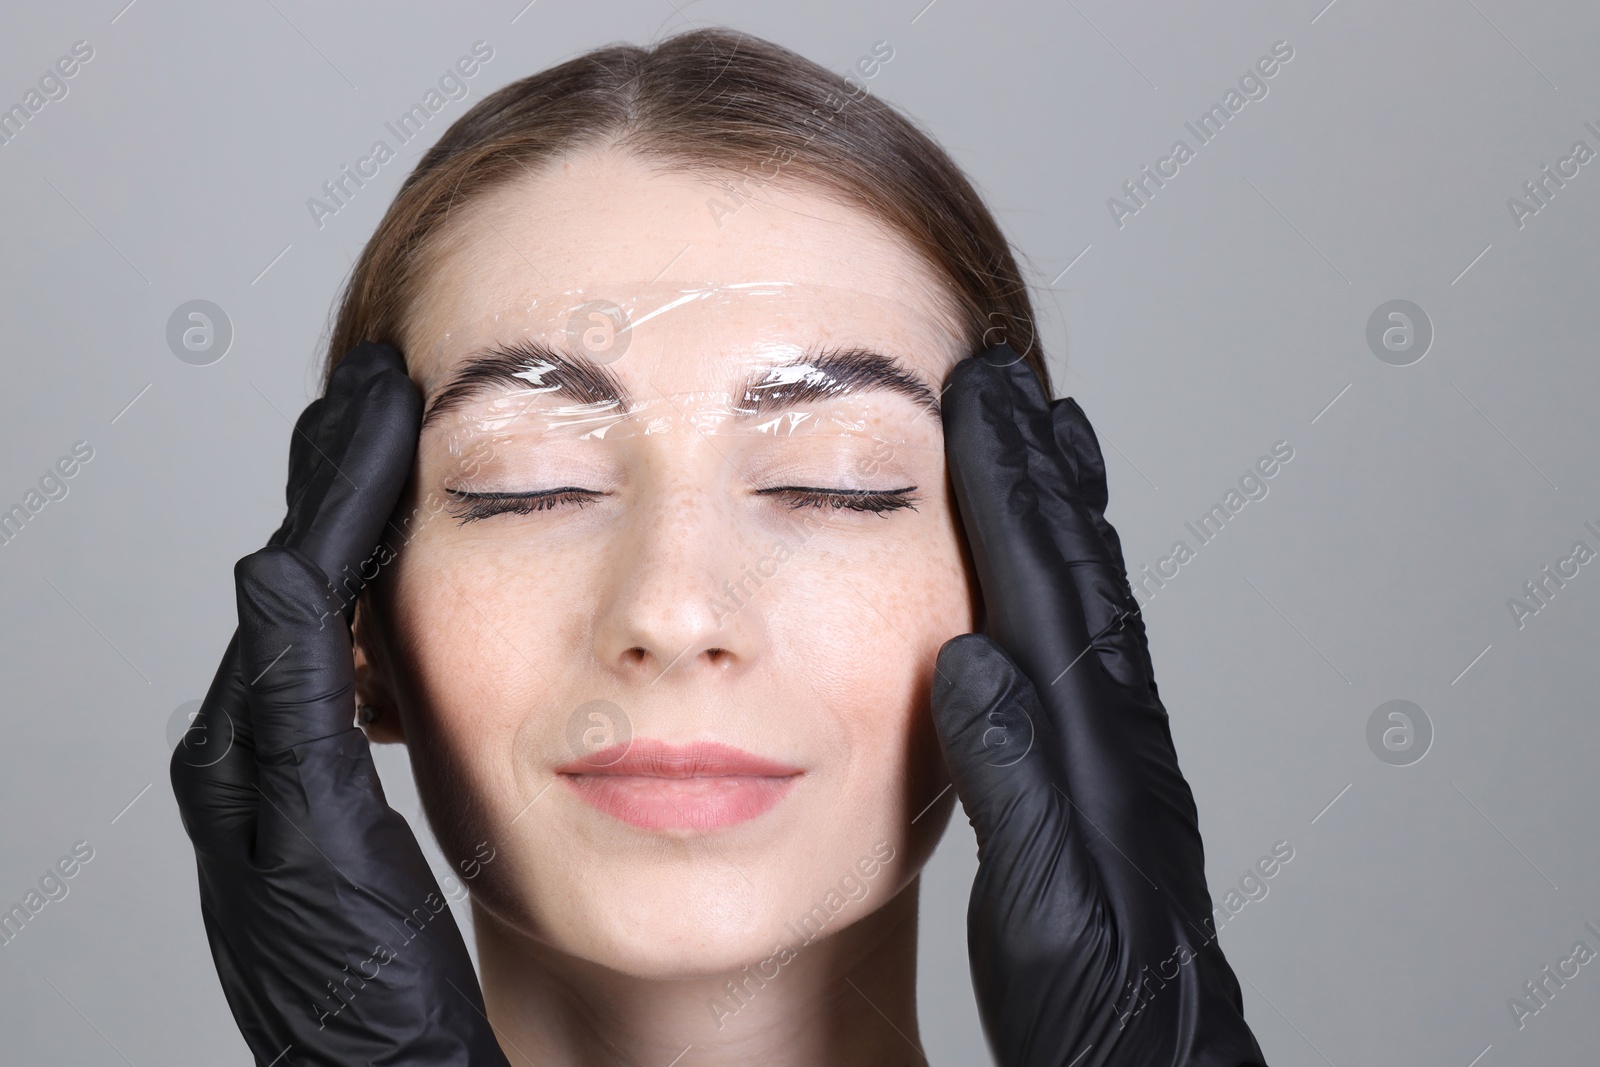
xmin=353 ymin=598 xmax=407 ymax=744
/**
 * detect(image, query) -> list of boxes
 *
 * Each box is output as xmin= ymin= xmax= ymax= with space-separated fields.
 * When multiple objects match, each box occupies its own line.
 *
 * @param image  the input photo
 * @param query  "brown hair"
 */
xmin=321 ymin=27 xmax=1048 ymax=393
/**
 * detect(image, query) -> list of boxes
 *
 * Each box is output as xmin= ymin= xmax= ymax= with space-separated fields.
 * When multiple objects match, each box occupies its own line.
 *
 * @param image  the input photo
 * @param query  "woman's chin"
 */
xmin=591 ymin=931 xmax=795 ymax=982
xmin=491 ymin=903 xmax=806 ymax=980
xmin=472 ymin=850 xmax=882 ymax=981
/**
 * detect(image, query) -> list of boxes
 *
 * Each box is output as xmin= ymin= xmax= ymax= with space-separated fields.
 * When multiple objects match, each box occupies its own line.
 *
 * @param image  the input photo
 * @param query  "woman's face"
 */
xmin=363 ymin=149 xmax=975 ymax=977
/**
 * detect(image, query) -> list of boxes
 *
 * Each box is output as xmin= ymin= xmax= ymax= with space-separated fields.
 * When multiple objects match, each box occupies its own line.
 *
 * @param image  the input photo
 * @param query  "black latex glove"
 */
xmin=170 ymin=343 xmax=510 ymax=1066
xmin=933 ymin=345 xmax=1267 ymax=1067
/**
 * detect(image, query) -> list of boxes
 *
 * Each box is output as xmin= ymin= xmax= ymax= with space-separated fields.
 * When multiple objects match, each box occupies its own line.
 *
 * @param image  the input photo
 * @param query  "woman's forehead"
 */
xmin=402 ymin=155 xmax=967 ymax=394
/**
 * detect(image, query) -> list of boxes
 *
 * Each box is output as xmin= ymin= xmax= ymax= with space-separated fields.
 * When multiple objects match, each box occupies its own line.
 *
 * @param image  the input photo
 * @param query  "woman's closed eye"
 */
xmin=445 ymin=486 xmax=606 ymax=523
xmin=754 ymin=485 xmax=919 ymax=515
xmin=442 ymin=484 xmax=920 ymax=523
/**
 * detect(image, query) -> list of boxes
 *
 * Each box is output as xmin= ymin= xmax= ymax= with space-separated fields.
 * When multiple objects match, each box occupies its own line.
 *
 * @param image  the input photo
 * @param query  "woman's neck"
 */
xmin=473 ymin=877 xmax=927 ymax=1067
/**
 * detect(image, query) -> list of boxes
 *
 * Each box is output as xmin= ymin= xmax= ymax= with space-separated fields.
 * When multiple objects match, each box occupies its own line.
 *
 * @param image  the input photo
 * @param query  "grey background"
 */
xmin=1 ymin=0 xmax=1596 ymax=1063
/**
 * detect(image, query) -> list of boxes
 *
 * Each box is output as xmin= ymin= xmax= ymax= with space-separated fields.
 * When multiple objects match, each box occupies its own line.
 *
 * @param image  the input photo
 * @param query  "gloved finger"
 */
xmin=930 ymin=636 xmax=1105 ymax=979
xmin=235 ymin=545 xmax=361 ymax=757
xmin=961 ymin=353 xmax=1146 ymax=692
xmin=1047 ymin=399 xmax=1105 ymax=533
xmin=978 ymin=358 xmax=1144 ymax=693
xmin=1049 ymin=395 xmax=1156 ymax=692
xmin=944 ymin=347 xmax=1106 ymax=697
xmin=271 ymin=398 xmax=323 ymax=539
xmin=274 ymin=342 xmax=396 ymax=539
xmin=266 ymin=344 xmax=379 ymax=549
xmin=272 ymin=343 xmax=421 ymax=615
xmin=170 ymin=631 xmax=260 ymax=854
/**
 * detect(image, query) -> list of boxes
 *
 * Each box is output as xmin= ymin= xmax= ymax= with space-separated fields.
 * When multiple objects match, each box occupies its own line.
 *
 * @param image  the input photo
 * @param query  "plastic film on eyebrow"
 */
xmin=435 ymin=390 xmax=933 ymax=445
xmin=422 ymin=281 xmax=949 ymax=457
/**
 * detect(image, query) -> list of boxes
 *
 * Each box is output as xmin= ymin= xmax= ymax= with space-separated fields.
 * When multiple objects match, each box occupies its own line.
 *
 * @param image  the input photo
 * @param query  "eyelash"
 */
xmin=442 ymin=485 xmax=920 ymax=523
xmin=445 ymin=487 xmax=599 ymax=523
xmin=754 ymin=486 xmax=920 ymax=515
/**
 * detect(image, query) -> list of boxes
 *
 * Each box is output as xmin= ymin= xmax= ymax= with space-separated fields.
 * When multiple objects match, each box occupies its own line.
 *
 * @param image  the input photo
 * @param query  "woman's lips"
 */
xmin=554 ymin=740 xmax=802 ymax=831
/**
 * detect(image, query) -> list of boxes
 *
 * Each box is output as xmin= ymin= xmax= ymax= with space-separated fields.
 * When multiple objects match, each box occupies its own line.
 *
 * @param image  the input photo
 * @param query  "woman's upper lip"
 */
xmin=555 ymin=739 xmax=802 ymax=778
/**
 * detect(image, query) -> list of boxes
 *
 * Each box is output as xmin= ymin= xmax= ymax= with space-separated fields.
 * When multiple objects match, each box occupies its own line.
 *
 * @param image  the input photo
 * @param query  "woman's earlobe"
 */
xmin=354 ymin=689 xmax=407 ymax=745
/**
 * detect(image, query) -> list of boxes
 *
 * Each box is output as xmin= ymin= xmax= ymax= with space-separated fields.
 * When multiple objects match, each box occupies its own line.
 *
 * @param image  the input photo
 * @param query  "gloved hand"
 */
xmin=170 ymin=343 xmax=510 ymax=1066
xmin=933 ymin=345 xmax=1268 ymax=1067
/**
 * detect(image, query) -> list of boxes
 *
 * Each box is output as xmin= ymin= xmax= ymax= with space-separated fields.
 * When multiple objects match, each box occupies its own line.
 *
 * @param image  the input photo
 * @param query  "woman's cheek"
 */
xmin=805 ymin=524 xmax=962 ymax=877
xmin=876 ymin=509 xmax=973 ymax=782
xmin=783 ymin=510 xmax=970 ymax=751
xmin=386 ymin=536 xmax=587 ymax=761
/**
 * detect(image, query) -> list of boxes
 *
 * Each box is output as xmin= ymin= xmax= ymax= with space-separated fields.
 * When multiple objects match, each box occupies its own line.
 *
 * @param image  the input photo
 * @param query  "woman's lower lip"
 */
xmin=560 ymin=773 xmax=799 ymax=830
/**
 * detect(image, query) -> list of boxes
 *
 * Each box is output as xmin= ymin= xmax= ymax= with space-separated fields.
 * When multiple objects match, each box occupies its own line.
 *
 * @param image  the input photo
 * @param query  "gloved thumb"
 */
xmin=933 ymin=635 xmax=1110 ymax=1045
xmin=932 ymin=634 xmax=1071 ymax=863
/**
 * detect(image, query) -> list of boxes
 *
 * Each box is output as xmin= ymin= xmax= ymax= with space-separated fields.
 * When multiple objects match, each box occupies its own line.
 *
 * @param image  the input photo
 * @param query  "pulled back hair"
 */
xmin=321 ymin=27 xmax=1048 ymax=392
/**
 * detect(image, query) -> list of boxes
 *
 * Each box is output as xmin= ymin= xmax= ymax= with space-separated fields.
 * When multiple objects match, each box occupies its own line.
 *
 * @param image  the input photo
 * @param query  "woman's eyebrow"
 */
xmin=421 ymin=341 xmax=942 ymax=429
xmin=421 ymin=339 xmax=628 ymax=429
xmin=737 ymin=347 xmax=942 ymax=423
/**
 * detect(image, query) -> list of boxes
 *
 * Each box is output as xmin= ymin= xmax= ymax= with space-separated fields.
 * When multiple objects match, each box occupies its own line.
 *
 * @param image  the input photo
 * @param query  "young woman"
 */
xmin=171 ymin=28 xmax=1266 ymax=1066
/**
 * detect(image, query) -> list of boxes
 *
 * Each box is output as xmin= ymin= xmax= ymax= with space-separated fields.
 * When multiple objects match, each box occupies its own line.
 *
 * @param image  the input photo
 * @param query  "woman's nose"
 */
xmin=591 ymin=478 xmax=767 ymax=686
